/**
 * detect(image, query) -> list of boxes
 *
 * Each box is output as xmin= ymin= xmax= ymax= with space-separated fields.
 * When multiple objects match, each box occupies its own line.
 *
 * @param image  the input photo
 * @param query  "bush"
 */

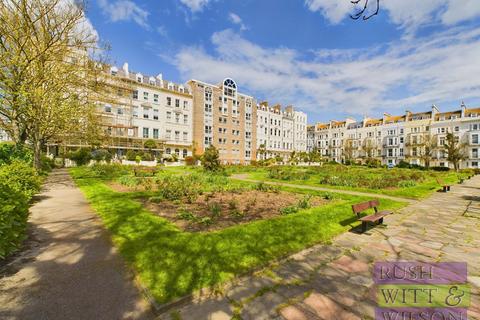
xmin=280 ymin=206 xmax=299 ymax=215
xmin=267 ymin=166 xmax=310 ymax=181
xmin=0 ymin=160 xmax=42 ymax=199
xmin=92 ymin=149 xmax=112 ymax=163
xmin=431 ymin=166 xmax=450 ymax=172
xmin=202 ymin=145 xmax=221 ymax=171
xmin=184 ymin=156 xmax=196 ymax=166
xmin=68 ymin=148 xmax=92 ymax=166
xmin=126 ymin=150 xmax=137 ymax=161
xmin=0 ymin=181 xmax=29 ymax=259
xmin=0 ymin=143 xmax=33 ymax=166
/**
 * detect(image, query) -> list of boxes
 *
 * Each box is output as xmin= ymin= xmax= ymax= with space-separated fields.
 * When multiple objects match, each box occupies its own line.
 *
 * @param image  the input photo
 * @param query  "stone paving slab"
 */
xmin=159 ymin=176 xmax=480 ymax=320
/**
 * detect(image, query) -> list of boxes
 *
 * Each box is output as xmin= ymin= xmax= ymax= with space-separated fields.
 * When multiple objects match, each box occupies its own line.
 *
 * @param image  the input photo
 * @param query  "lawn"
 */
xmin=70 ymin=165 xmax=405 ymax=304
xmin=232 ymin=164 xmax=470 ymax=199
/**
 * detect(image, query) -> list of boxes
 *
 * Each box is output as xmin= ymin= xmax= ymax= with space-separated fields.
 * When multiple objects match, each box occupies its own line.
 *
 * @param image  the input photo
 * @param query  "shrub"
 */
xmin=280 ymin=206 xmax=299 ymax=215
xmin=68 ymin=148 xmax=92 ymax=166
xmin=154 ymin=173 xmax=203 ymax=202
xmin=209 ymin=202 xmax=222 ymax=218
xmin=202 ymin=145 xmax=221 ymax=172
xmin=118 ymin=175 xmax=141 ymax=188
xmin=0 ymin=160 xmax=42 ymax=199
xmin=431 ymin=166 xmax=450 ymax=172
xmin=0 ymin=181 xmax=29 ymax=259
xmin=297 ymin=195 xmax=312 ymax=209
xmin=199 ymin=217 xmax=213 ymax=226
xmin=92 ymin=149 xmax=112 ymax=163
xmin=267 ymin=166 xmax=309 ymax=181
xmin=0 ymin=142 xmax=33 ymax=166
xmin=89 ymin=164 xmax=131 ymax=180
xmin=398 ymin=180 xmax=417 ymax=188
xmin=126 ymin=150 xmax=137 ymax=161
xmin=184 ymin=156 xmax=196 ymax=166
xmin=141 ymin=152 xmax=153 ymax=161
xmin=176 ymin=209 xmax=197 ymax=221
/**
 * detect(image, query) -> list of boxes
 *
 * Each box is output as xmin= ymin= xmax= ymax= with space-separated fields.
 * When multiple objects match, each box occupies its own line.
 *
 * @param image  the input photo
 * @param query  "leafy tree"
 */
xmin=201 ymin=145 xmax=221 ymax=171
xmin=257 ymin=143 xmax=267 ymax=160
xmin=68 ymin=148 xmax=92 ymax=166
xmin=307 ymin=147 xmax=322 ymax=164
xmin=445 ymin=132 xmax=467 ymax=171
xmin=343 ymin=139 xmax=356 ymax=163
xmin=275 ymin=154 xmax=283 ymax=164
xmin=418 ymin=133 xmax=437 ymax=169
xmin=361 ymin=138 xmax=377 ymax=161
xmin=0 ymin=0 xmax=106 ymax=169
xmin=289 ymin=151 xmax=297 ymax=165
xmin=144 ymin=139 xmax=157 ymax=150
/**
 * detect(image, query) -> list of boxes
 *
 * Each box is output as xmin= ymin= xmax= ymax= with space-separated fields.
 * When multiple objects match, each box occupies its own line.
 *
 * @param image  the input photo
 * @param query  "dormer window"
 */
xmin=223 ymin=78 xmax=237 ymax=97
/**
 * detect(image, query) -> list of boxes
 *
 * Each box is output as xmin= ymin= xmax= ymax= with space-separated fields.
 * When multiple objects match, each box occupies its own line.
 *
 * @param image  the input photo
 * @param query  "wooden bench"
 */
xmin=436 ymin=178 xmax=451 ymax=192
xmin=352 ymin=200 xmax=392 ymax=233
xmin=133 ymin=166 xmax=158 ymax=177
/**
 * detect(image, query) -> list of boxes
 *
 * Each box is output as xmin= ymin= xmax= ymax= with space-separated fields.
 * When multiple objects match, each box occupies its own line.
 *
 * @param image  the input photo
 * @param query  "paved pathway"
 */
xmin=161 ymin=176 xmax=480 ymax=320
xmin=0 ymin=169 xmax=155 ymax=320
xmin=231 ymin=174 xmax=417 ymax=204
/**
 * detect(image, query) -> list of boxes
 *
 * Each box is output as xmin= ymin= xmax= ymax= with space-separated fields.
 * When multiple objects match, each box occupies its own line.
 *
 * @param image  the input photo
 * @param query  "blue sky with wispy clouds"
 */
xmin=85 ymin=0 xmax=480 ymax=123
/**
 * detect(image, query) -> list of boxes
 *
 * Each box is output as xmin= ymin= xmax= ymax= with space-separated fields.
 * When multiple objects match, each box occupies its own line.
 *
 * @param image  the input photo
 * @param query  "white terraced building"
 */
xmin=309 ymin=103 xmax=480 ymax=169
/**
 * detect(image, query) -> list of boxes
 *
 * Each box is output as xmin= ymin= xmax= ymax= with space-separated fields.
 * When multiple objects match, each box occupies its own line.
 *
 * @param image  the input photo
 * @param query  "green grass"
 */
xmin=70 ymin=166 xmax=405 ymax=304
xmin=240 ymin=166 xmax=466 ymax=199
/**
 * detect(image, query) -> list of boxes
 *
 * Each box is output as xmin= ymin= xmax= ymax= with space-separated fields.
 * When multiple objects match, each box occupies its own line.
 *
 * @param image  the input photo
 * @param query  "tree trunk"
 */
xmin=33 ymin=139 xmax=42 ymax=170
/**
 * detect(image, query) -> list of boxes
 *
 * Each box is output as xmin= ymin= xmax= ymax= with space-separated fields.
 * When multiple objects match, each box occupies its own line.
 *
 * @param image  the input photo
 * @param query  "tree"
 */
xmin=343 ymin=139 xmax=356 ymax=163
xmin=350 ymin=0 xmax=380 ymax=20
xmin=289 ymin=151 xmax=297 ymax=165
xmin=0 ymin=0 xmax=106 ymax=169
xmin=361 ymin=138 xmax=376 ymax=160
xmin=418 ymin=133 xmax=437 ymax=169
xmin=445 ymin=132 xmax=467 ymax=171
xmin=201 ymin=145 xmax=221 ymax=171
xmin=307 ymin=147 xmax=322 ymax=164
xmin=257 ymin=143 xmax=267 ymax=160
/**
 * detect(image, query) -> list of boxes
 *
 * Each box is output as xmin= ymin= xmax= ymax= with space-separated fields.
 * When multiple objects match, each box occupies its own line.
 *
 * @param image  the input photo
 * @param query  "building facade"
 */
xmin=188 ymin=78 xmax=257 ymax=164
xmin=255 ymin=103 xmax=307 ymax=161
xmin=309 ymin=103 xmax=480 ymax=169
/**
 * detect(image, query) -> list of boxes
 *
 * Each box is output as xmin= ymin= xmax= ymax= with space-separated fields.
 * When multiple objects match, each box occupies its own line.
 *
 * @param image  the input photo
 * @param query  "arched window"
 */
xmin=175 ymin=149 xmax=180 ymax=156
xmin=223 ymin=78 xmax=237 ymax=97
xmin=166 ymin=148 xmax=171 ymax=154
xmin=183 ymin=149 xmax=188 ymax=158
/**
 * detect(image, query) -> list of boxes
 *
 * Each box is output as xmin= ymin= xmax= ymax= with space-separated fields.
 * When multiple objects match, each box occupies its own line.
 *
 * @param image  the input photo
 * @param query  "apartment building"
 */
xmin=309 ymin=103 xmax=480 ymax=169
xmin=0 ymin=129 xmax=10 ymax=142
xmin=256 ymin=103 xmax=307 ymax=161
xmin=188 ymin=78 xmax=256 ymax=164
xmin=89 ymin=63 xmax=193 ymax=159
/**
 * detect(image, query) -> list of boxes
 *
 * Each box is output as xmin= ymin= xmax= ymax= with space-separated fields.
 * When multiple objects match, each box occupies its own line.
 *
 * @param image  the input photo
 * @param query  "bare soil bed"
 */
xmin=142 ymin=190 xmax=329 ymax=232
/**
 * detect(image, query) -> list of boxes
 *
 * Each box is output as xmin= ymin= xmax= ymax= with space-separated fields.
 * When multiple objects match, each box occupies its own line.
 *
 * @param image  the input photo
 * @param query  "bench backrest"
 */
xmin=352 ymin=200 xmax=379 ymax=217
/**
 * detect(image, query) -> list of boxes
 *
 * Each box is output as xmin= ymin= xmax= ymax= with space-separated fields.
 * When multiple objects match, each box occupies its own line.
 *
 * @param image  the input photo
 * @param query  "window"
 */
xmin=104 ymin=105 xmax=111 ymax=113
xmin=473 ymin=148 xmax=478 ymax=158
xmin=166 ymin=130 xmax=171 ymax=139
xmin=183 ymin=114 xmax=188 ymax=124
xmin=175 ymin=113 xmax=180 ymax=123
xmin=223 ymin=78 xmax=237 ymax=97
xmin=143 ymin=128 xmax=149 ymax=138
xmin=167 ymin=97 xmax=172 ymax=106
xmin=183 ymin=132 xmax=188 ymax=141
xmin=143 ymin=92 xmax=148 ymax=100
xmin=143 ymin=107 xmax=149 ymax=119
xmin=175 ymin=131 xmax=180 ymax=141
xmin=133 ymin=90 xmax=138 ymax=99
xmin=205 ymin=87 xmax=212 ymax=101
xmin=153 ymin=129 xmax=159 ymax=139
xmin=166 ymin=111 xmax=172 ymax=120
xmin=153 ymin=94 xmax=159 ymax=103
xmin=204 ymin=104 xmax=212 ymax=113
xmin=166 ymin=148 xmax=171 ymax=154
xmin=153 ymin=109 xmax=159 ymax=120
xmin=473 ymin=134 xmax=479 ymax=144
xmin=204 ymin=126 xmax=212 ymax=134
xmin=183 ymin=149 xmax=188 ymax=158
xmin=175 ymin=149 xmax=180 ymax=156
xmin=183 ymin=101 xmax=188 ymax=110
xmin=204 ymin=136 xmax=212 ymax=146
xmin=133 ymin=107 xmax=138 ymax=118
xmin=175 ymin=99 xmax=180 ymax=108
xmin=455 ymin=126 xmax=460 ymax=132
xmin=117 ymin=107 xmax=123 ymax=115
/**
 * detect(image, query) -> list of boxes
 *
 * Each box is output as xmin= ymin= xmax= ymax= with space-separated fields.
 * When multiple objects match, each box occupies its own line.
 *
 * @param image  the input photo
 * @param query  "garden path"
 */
xmin=161 ymin=175 xmax=480 ymax=320
xmin=231 ymin=173 xmax=417 ymax=203
xmin=0 ymin=169 xmax=155 ymax=320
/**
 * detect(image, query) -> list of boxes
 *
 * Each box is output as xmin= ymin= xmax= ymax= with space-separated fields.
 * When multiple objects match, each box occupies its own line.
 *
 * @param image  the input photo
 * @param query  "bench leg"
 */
xmin=447 ymin=186 xmax=451 ymax=191
xmin=362 ymin=221 xmax=367 ymax=233
xmin=443 ymin=186 xmax=447 ymax=192
xmin=379 ymin=217 xmax=384 ymax=225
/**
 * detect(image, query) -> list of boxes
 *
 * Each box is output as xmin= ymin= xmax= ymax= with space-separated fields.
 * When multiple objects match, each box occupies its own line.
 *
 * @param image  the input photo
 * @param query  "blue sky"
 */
xmin=86 ymin=0 xmax=480 ymax=123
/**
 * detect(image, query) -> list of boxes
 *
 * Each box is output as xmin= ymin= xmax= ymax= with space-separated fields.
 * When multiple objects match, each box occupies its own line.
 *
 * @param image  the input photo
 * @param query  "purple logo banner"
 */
xmin=375 ymin=307 xmax=468 ymax=320
xmin=374 ymin=262 xmax=467 ymax=284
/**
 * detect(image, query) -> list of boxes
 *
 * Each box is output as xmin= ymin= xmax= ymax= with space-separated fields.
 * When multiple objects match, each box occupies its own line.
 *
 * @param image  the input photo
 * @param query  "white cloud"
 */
xmin=98 ymin=0 xmax=149 ymax=28
xmin=157 ymin=25 xmax=168 ymax=37
xmin=229 ymin=12 xmax=247 ymax=31
xmin=172 ymin=27 xmax=480 ymax=119
xmin=306 ymin=0 xmax=480 ymax=33
xmin=179 ymin=0 xmax=210 ymax=12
